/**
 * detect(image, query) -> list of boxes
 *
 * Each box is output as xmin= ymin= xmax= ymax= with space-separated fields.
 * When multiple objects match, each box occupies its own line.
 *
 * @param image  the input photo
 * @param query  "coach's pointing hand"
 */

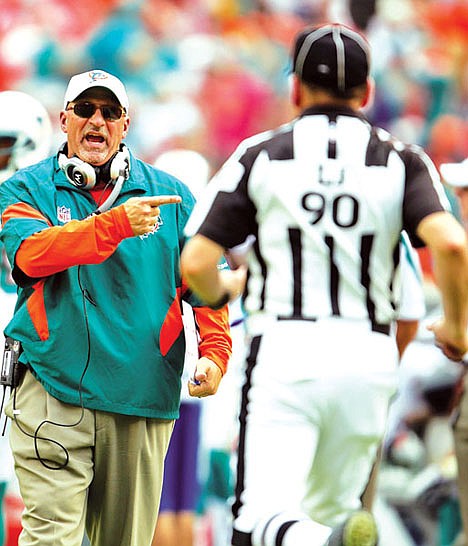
xmin=123 ymin=195 xmax=181 ymax=236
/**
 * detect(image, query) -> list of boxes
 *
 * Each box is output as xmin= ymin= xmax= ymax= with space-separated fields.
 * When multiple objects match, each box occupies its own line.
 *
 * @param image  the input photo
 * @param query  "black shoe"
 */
xmin=326 ymin=510 xmax=378 ymax=546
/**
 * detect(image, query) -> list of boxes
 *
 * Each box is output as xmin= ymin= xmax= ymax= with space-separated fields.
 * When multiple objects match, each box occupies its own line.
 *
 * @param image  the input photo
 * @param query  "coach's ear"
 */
xmin=361 ymin=77 xmax=375 ymax=110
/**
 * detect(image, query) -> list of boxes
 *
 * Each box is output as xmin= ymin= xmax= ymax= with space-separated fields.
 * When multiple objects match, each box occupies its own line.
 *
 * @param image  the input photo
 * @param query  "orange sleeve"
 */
xmin=16 ymin=205 xmax=133 ymax=277
xmin=193 ymin=304 xmax=232 ymax=375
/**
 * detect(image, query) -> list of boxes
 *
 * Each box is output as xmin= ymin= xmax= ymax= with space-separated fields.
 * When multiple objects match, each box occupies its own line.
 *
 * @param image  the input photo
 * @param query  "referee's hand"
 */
xmin=123 ymin=195 xmax=181 ymax=236
xmin=428 ymin=318 xmax=468 ymax=362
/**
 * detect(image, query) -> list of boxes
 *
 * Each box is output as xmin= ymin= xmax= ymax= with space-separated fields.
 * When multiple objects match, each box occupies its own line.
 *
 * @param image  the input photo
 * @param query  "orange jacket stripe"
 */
xmin=159 ymin=287 xmax=183 ymax=356
xmin=26 ymin=280 xmax=49 ymax=341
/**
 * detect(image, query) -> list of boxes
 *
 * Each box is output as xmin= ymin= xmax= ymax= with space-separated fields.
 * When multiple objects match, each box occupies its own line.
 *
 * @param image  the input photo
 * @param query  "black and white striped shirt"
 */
xmin=186 ymin=105 xmax=449 ymax=331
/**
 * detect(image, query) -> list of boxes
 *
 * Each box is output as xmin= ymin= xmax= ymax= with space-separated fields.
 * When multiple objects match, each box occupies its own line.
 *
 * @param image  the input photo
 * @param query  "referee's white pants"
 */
xmin=232 ymin=318 xmax=399 ymax=546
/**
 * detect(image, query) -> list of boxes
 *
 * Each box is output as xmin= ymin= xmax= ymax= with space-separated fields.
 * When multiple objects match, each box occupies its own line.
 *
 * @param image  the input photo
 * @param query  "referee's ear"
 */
xmin=290 ymin=74 xmax=301 ymax=108
xmin=361 ymin=77 xmax=375 ymax=111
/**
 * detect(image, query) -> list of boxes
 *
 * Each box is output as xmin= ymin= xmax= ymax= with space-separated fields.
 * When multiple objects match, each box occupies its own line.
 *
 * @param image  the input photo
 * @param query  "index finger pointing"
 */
xmin=144 ymin=195 xmax=182 ymax=207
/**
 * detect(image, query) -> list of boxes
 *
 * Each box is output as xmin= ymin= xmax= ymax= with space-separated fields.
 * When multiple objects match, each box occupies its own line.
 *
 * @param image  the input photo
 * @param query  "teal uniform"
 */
xmin=0 ymin=150 xmax=199 ymax=419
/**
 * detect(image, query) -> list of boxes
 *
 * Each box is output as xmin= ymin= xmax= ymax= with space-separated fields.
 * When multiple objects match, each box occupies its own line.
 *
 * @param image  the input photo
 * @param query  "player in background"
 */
xmin=181 ymin=23 xmax=468 ymax=546
xmin=151 ymin=149 xmax=234 ymax=546
xmin=0 ymin=91 xmax=53 ymax=322
xmin=440 ymin=157 xmax=468 ymax=546
xmin=360 ymin=231 xmax=427 ymax=514
xmin=394 ymin=233 xmax=426 ymax=358
xmin=0 ymin=90 xmax=53 ymax=546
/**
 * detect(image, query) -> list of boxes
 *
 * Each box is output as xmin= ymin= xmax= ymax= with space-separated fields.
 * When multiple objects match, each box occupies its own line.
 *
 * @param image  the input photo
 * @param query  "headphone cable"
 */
xmin=12 ymin=265 xmax=92 ymax=470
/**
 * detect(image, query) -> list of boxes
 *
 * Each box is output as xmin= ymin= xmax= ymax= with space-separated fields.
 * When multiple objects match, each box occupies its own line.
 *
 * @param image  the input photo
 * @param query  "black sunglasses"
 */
xmin=67 ymin=101 xmax=125 ymax=121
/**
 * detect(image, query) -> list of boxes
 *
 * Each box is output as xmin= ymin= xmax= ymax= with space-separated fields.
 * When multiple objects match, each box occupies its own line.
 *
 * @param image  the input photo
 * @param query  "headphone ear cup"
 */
xmin=59 ymin=155 xmax=97 ymax=189
xmin=109 ymin=145 xmax=130 ymax=180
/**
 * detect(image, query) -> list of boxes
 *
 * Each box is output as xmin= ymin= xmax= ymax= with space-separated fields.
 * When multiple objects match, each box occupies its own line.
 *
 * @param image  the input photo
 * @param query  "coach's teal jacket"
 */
xmin=0 ymin=149 xmax=204 ymax=419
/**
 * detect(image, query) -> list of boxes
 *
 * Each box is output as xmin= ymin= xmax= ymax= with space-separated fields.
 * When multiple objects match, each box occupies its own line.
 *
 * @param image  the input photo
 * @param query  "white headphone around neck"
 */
xmin=58 ymin=144 xmax=130 ymax=190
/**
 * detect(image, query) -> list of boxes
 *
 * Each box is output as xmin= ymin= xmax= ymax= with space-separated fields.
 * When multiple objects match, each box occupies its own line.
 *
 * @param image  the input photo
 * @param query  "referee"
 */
xmin=181 ymin=23 xmax=468 ymax=546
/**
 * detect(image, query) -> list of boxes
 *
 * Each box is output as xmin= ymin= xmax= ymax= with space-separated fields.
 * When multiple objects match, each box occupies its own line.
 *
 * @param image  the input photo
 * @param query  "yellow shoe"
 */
xmin=327 ymin=510 xmax=378 ymax=546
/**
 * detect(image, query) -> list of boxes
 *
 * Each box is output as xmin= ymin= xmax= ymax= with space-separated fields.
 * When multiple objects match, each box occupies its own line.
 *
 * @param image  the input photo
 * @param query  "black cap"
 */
xmin=292 ymin=24 xmax=370 ymax=94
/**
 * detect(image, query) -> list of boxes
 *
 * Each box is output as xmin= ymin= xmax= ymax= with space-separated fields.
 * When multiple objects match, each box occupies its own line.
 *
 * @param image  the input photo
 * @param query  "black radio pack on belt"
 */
xmin=1 ymin=336 xmax=26 ymax=435
xmin=1 ymin=336 xmax=25 ymax=388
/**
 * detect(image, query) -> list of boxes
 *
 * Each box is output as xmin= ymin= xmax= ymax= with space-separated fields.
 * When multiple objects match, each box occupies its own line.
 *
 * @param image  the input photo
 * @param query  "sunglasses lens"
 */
xmin=102 ymin=105 xmax=123 ymax=120
xmin=73 ymin=102 xmax=123 ymax=121
xmin=74 ymin=103 xmax=96 ymax=118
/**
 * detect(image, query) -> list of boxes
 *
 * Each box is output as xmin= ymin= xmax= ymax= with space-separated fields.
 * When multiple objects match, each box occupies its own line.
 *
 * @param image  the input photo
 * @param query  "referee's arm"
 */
xmin=181 ymin=234 xmax=246 ymax=310
xmin=417 ymin=210 xmax=468 ymax=361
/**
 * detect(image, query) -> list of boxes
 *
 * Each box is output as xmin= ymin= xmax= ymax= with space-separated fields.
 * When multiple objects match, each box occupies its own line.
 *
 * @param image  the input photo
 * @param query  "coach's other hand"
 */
xmin=188 ymin=357 xmax=223 ymax=398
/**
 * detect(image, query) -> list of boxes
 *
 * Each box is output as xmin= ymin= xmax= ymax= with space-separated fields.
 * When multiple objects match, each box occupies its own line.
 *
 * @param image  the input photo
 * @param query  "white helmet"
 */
xmin=0 ymin=91 xmax=53 ymax=183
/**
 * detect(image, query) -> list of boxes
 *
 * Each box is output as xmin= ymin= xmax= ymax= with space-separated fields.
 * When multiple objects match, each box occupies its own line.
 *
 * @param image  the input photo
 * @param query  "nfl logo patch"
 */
xmin=57 ymin=205 xmax=71 ymax=223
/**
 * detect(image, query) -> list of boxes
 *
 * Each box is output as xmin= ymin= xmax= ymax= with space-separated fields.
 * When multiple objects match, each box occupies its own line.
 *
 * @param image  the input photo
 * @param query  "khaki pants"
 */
xmin=5 ymin=370 xmax=173 ymax=546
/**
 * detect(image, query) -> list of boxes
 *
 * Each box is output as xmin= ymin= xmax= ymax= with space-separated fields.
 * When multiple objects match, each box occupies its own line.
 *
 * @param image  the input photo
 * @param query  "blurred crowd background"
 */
xmin=1 ymin=0 xmax=467 ymax=174
xmin=1 ymin=1 xmax=468 ymax=545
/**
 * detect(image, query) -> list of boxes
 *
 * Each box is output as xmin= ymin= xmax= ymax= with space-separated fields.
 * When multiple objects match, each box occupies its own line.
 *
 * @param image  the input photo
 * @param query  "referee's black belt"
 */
xmin=276 ymin=315 xmax=391 ymax=336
